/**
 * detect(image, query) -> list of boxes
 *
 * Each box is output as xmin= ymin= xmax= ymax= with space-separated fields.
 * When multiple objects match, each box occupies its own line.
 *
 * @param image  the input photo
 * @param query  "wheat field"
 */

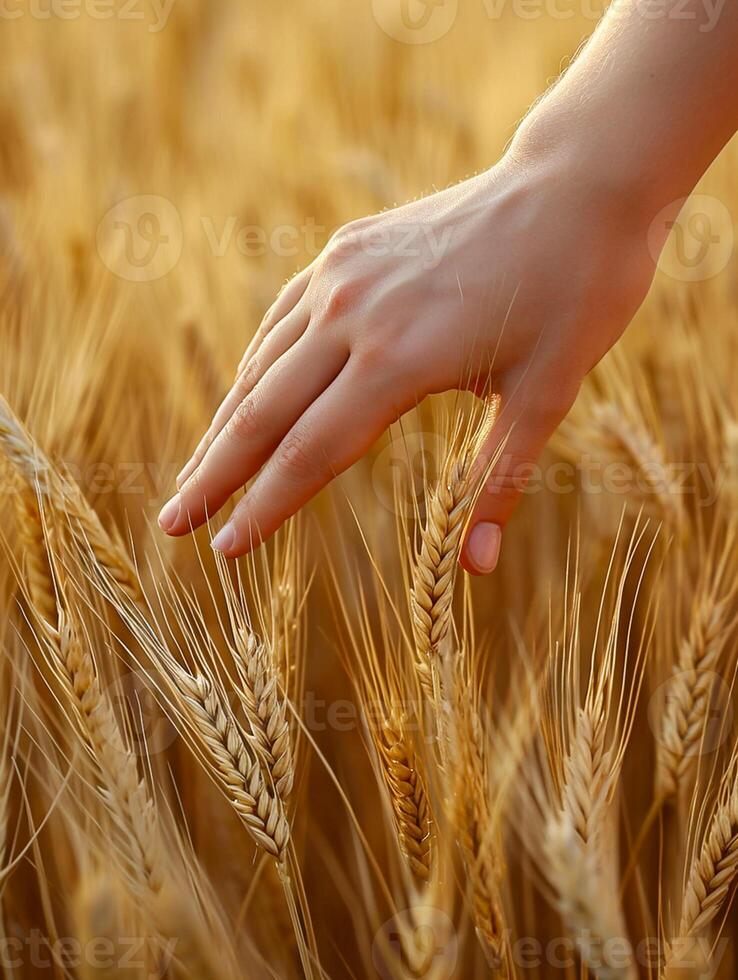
xmin=1 ymin=1 xmax=738 ymax=977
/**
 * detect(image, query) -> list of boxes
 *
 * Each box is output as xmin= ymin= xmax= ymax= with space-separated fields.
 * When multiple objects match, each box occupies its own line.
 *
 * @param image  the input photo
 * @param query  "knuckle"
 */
xmin=227 ymin=395 xmax=261 ymax=443
xmin=275 ymin=429 xmax=317 ymax=483
xmin=322 ymin=280 xmax=353 ymax=321
xmin=238 ymin=355 xmax=261 ymax=391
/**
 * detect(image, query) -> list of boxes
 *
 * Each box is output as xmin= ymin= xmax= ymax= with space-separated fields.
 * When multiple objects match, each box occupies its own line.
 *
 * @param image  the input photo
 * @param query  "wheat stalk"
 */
xmin=590 ymin=403 xmax=682 ymax=524
xmin=379 ymin=718 xmax=432 ymax=882
xmin=655 ymin=594 xmax=731 ymax=804
xmin=41 ymin=612 xmax=165 ymax=892
xmin=175 ymin=669 xmax=290 ymax=860
xmin=450 ymin=665 xmax=508 ymax=972
xmin=662 ymin=780 xmax=738 ymax=978
xmin=13 ymin=486 xmax=57 ymax=627
xmin=545 ymin=816 xmax=634 ymax=980
xmin=0 ymin=395 xmax=140 ymax=603
xmin=561 ymin=699 xmax=614 ymax=847
xmin=232 ymin=627 xmax=294 ymax=801
xmin=544 ymin=699 xmax=635 ymax=979
xmin=411 ymin=395 xmax=500 ymax=702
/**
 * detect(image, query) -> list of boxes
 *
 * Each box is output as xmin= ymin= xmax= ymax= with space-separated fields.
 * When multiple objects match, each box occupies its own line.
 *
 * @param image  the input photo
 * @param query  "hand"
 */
xmin=158 ymin=145 xmax=655 ymax=572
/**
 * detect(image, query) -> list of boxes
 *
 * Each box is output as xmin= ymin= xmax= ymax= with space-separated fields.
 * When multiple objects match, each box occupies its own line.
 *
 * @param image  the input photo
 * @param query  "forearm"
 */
xmin=511 ymin=0 xmax=738 ymax=222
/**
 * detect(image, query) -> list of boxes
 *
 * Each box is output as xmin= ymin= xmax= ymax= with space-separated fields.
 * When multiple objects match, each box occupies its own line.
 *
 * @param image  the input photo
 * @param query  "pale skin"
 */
xmin=159 ymin=0 xmax=738 ymax=573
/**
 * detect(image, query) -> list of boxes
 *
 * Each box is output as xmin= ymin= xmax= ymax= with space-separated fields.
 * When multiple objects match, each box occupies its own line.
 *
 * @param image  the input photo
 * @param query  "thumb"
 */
xmin=460 ymin=386 xmax=574 ymax=575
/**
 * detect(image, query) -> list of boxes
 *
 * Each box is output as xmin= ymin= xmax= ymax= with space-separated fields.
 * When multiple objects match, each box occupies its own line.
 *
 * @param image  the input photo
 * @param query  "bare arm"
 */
xmin=159 ymin=0 xmax=738 ymax=572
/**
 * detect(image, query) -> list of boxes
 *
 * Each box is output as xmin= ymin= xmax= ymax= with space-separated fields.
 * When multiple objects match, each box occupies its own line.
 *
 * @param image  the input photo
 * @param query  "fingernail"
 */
xmin=211 ymin=523 xmax=236 ymax=554
xmin=158 ymin=493 xmax=181 ymax=532
xmin=467 ymin=522 xmax=501 ymax=574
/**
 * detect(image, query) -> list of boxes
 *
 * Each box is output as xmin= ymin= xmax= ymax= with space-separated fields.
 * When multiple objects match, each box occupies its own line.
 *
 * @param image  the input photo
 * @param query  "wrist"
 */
xmin=507 ymin=101 xmax=666 ymax=237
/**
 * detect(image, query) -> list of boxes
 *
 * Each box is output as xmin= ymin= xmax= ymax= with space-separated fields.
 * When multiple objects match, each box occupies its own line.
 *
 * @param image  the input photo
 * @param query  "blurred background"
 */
xmin=1 ymin=1 xmax=738 ymax=977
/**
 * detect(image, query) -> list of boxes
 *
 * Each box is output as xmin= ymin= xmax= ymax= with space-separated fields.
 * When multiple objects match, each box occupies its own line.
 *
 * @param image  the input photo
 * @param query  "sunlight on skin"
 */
xmin=159 ymin=0 xmax=738 ymax=573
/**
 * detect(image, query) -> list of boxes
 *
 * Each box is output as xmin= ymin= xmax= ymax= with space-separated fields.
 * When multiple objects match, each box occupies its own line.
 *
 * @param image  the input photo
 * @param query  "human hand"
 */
xmin=158 ymin=143 xmax=655 ymax=573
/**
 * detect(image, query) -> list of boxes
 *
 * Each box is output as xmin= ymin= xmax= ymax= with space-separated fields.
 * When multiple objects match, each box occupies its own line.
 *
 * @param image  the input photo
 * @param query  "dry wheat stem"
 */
xmin=0 ymin=395 xmax=140 ymax=603
xmin=544 ymin=664 xmax=634 ymax=979
xmin=379 ymin=719 xmax=432 ymax=881
xmin=562 ymin=699 xmax=613 ymax=847
xmin=410 ymin=451 xmax=474 ymax=700
xmin=13 ymin=487 xmax=57 ymax=627
xmin=592 ymin=403 xmax=682 ymax=524
xmin=410 ymin=395 xmax=501 ymax=704
xmin=662 ymin=785 xmax=738 ymax=978
xmin=45 ymin=613 xmax=165 ymax=893
xmin=176 ymin=669 xmax=290 ymax=859
xmin=680 ymin=789 xmax=738 ymax=938
xmin=232 ymin=627 xmax=294 ymax=801
xmin=545 ymin=816 xmax=634 ymax=980
xmin=450 ymin=672 xmax=508 ymax=972
xmin=655 ymin=595 xmax=731 ymax=804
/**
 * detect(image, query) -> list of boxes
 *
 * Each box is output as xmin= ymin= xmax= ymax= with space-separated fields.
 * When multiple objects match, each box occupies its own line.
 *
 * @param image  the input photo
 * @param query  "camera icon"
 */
xmin=96 ymin=194 xmax=183 ymax=282
xmin=371 ymin=0 xmax=458 ymax=44
xmin=372 ymin=906 xmax=457 ymax=979
xmin=648 ymin=194 xmax=734 ymax=283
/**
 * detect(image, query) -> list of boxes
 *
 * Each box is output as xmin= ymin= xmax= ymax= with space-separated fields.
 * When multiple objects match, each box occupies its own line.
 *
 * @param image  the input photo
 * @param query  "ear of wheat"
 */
xmin=447 ymin=647 xmax=509 ymax=973
xmin=379 ymin=716 xmax=432 ymax=882
xmin=175 ymin=667 xmax=290 ymax=859
xmin=655 ymin=589 xmax=733 ymax=805
xmin=0 ymin=395 xmax=141 ymax=603
xmin=411 ymin=394 xmax=501 ymax=703
xmin=231 ymin=626 xmax=294 ymax=802
xmin=662 ymin=772 xmax=738 ymax=979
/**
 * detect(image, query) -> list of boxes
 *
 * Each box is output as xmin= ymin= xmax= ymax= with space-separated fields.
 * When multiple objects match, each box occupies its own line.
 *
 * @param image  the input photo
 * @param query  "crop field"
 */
xmin=0 ymin=1 xmax=737 ymax=977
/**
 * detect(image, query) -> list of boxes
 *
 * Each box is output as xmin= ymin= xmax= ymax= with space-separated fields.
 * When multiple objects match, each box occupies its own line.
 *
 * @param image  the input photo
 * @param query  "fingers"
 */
xmin=237 ymin=265 xmax=313 ymax=376
xmin=159 ymin=330 xmax=349 ymax=536
xmin=209 ymin=361 xmax=404 ymax=558
xmin=460 ymin=378 xmax=579 ymax=575
xmin=176 ymin=303 xmax=311 ymax=489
